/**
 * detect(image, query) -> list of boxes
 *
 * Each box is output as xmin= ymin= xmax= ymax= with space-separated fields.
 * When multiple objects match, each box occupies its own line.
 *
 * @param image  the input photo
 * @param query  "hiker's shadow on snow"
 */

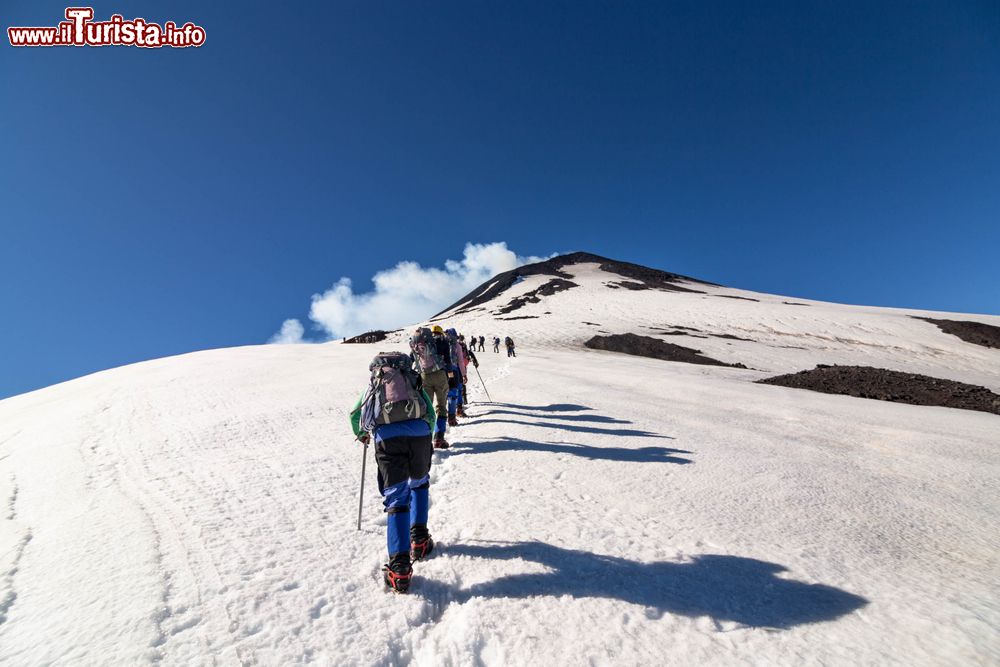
xmin=431 ymin=541 xmax=868 ymax=629
xmin=464 ymin=418 xmax=671 ymax=439
xmin=492 ymin=402 xmax=593 ymax=412
xmin=479 ymin=408 xmax=632 ymax=425
xmin=475 ymin=402 xmax=669 ymax=437
xmin=443 ymin=437 xmax=692 ymax=464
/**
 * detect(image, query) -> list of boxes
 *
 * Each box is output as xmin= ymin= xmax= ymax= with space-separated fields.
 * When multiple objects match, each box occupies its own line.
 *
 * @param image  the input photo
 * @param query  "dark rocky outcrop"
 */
xmin=758 ymin=365 xmax=1000 ymax=416
xmin=606 ymin=281 xmax=651 ymax=291
xmin=584 ymin=333 xmax=747 ymax=368
xmin=713 ymin=333 xmax=754 ymax=342
xmin=342 ymin=330 xmax=394 ymax=344
xmin=495 ymin=278 xmax=579 ymax=315
xmin=914 ymin=317 xmax=1000 ymax=350
xmin=715 ymin=295 xmax=760 ymax=302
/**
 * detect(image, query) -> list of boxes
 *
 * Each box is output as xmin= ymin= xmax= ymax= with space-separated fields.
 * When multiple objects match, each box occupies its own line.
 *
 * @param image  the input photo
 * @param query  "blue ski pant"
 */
xmin=374 ymin=430 xmax=432 ymax=558
xmin=448 ymin=384 xmax=464 ymax=415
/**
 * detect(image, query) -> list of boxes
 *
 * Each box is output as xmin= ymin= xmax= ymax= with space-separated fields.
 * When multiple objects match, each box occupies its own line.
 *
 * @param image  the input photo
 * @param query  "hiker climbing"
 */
xmin=505 ymin=335 xmax=516 ymax=358
xmin=445 ymin=328 xmax=466 ymax=425
xmin=409 ymin=326 xmax=452 ymax=449
xmin=478 ymin=335 xmax=486 ymax=352
xmin=493 ymin=336 xmax=501 ymax=353
xmin=349 ymin=351 xmax=436 ymax=594
xmin=458 ymin=334 xmax=479 ymax=413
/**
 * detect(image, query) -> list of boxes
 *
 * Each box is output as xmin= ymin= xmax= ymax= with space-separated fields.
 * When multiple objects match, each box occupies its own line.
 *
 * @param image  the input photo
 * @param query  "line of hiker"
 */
xmin=466 ymin=333 xmax=515 ymax=356
xmin=349 ymin=324 xmax=492 ymax=593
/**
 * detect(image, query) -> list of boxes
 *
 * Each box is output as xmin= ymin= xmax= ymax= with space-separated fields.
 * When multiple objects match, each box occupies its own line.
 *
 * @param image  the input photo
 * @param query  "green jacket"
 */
xmin=349 ymin=388 xmax=435 ymax=437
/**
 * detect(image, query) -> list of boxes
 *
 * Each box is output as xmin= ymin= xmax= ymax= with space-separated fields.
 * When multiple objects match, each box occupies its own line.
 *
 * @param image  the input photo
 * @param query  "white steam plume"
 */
xmin=271 ymin=242 xmax=553 ymax=342
xmin=268 ymin=319 xmax=305 ymax=344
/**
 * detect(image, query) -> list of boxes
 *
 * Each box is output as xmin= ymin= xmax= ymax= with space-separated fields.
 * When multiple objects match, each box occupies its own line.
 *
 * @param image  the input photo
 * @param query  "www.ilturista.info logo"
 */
xmin=8 ymin=7 xmax=205 ymax=48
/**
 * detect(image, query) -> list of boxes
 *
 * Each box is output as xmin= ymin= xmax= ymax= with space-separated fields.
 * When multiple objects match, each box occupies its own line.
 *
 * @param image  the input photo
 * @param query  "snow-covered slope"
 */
xmin=1 ymin=255 xmax=998 ymax=665
xmin=422 ymin=254 xmax=1000 ymax=391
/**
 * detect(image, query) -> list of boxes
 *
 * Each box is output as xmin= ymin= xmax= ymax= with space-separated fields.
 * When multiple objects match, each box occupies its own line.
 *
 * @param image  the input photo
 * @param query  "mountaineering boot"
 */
xmin=447 ymin=414 xmax=458 ymax=428
xmin=410 ymin=524 xmax=435 ymax=561
xmin=456 ymin=406 xmax=467 ymax=418
xmin=433 ymin=434 xmax=449 ymax=450
xmin=383 ymin=553 xmax=412 ymax=593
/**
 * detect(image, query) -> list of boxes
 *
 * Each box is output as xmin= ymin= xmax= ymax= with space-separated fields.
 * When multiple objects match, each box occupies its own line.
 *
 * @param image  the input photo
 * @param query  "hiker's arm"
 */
xmin=421 ymin=389 xmax=434 ymax=429
xmin=348 ymin=393 xmax=363 ymax=438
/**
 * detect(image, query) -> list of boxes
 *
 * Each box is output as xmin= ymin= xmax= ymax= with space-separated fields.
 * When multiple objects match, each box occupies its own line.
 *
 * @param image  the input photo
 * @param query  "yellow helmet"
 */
xmin=432 ymin=325 xmax=444 ymax=335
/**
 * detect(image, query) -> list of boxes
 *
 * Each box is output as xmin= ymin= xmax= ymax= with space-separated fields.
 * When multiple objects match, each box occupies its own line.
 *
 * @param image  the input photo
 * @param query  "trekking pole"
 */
xmin=473 ymin=365 xmax=493 ymax=403
xmin=357 ymin=437 xmax=369 ymax=531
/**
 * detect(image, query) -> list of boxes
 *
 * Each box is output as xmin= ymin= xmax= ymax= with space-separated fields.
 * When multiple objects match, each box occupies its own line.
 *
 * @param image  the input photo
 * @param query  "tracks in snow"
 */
xmin=0 ymin=472 xmax=32 ymax=627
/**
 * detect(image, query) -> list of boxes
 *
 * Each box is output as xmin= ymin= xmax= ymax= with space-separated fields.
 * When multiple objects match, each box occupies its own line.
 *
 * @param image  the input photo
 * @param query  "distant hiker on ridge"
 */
xmin=409 ymin=326 xmax=452 ymax=449
xmin=349 ymin=351 xmax=436 ymax=594
xmin=505 ymin=335 xmax=516 ymax=358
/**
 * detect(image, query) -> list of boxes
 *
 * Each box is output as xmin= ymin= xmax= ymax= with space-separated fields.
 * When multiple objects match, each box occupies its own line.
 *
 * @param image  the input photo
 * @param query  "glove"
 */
xmin=473 ymin=360 xmax=479 ymax=368
xmin=358 ymin=433 xmax=370 ymax=445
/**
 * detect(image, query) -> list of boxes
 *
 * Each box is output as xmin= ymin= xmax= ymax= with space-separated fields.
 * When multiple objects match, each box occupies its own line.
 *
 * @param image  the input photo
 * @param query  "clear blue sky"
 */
xmin=2 ymin=0 xmax=998 ymax=399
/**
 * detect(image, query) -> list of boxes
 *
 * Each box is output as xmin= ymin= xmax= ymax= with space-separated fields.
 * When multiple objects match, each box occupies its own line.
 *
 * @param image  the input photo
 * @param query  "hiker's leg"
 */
xmin=406 ymin=434 xmax=432 ymax=530
xmin=374 ymin=435 xmax=412 ymax=559
xmin=425 ymin=370 xmax=448 ymax=435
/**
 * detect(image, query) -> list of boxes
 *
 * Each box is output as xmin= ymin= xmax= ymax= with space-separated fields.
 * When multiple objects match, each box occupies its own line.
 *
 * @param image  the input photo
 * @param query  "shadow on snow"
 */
xmin=489 ymin=402 xmax=594 ymax=412
xmin=419 ymin=541 xmax=868 ymax=629
xmin=476 ymin=408 xmax=633 ymax=425
xmin=462 ymin=417 xmax=670 ymax=439
xmin=442 ymin=437 xmax=692 ymax=464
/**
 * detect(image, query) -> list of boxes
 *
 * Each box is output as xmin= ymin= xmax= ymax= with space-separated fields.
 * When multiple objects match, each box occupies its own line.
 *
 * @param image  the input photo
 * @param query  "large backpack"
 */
xmin=505 ymin=336 xmax=513 ymax=347
xmin=445 ymin=329 xmax=464 ymax=370
xmin=359 ymin=352 xmax=427 ymax=432
xmin=409 ymin=328 xmax=444 ymax=374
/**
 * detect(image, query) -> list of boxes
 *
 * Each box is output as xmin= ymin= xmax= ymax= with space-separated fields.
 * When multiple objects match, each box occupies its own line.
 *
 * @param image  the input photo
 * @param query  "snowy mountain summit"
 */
xmin=1 ymin=253 xmax=998 ymax=665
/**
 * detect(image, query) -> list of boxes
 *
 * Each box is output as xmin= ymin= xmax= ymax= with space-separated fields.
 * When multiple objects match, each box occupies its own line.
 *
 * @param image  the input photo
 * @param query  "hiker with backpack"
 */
xmin=478 ymin=335 xmax=486 ymax=352
xmin=493 ymin=336 xmax=501 ymax=353
xmin=505 ymin=335 xmax=516 ymax=358
xmin=458 ymin=335 xmax=479 ymax=414
xmin=445 ymin=328 xmax=466 ymax=424
xmin=409 ymin=326 xmax=453 ymax=449
xmin=349 ymin=351 xmax=436 ymax=593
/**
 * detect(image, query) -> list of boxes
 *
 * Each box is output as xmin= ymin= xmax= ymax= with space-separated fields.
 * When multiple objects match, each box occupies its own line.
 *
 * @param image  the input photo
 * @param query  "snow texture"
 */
xmin=1 ymin=261 xmax=998 ymax=665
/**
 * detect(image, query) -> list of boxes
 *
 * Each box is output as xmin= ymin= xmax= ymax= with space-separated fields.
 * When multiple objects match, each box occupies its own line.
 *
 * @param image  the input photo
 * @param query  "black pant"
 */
xmin=375 ymin=433 xmax=432 ymax=496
